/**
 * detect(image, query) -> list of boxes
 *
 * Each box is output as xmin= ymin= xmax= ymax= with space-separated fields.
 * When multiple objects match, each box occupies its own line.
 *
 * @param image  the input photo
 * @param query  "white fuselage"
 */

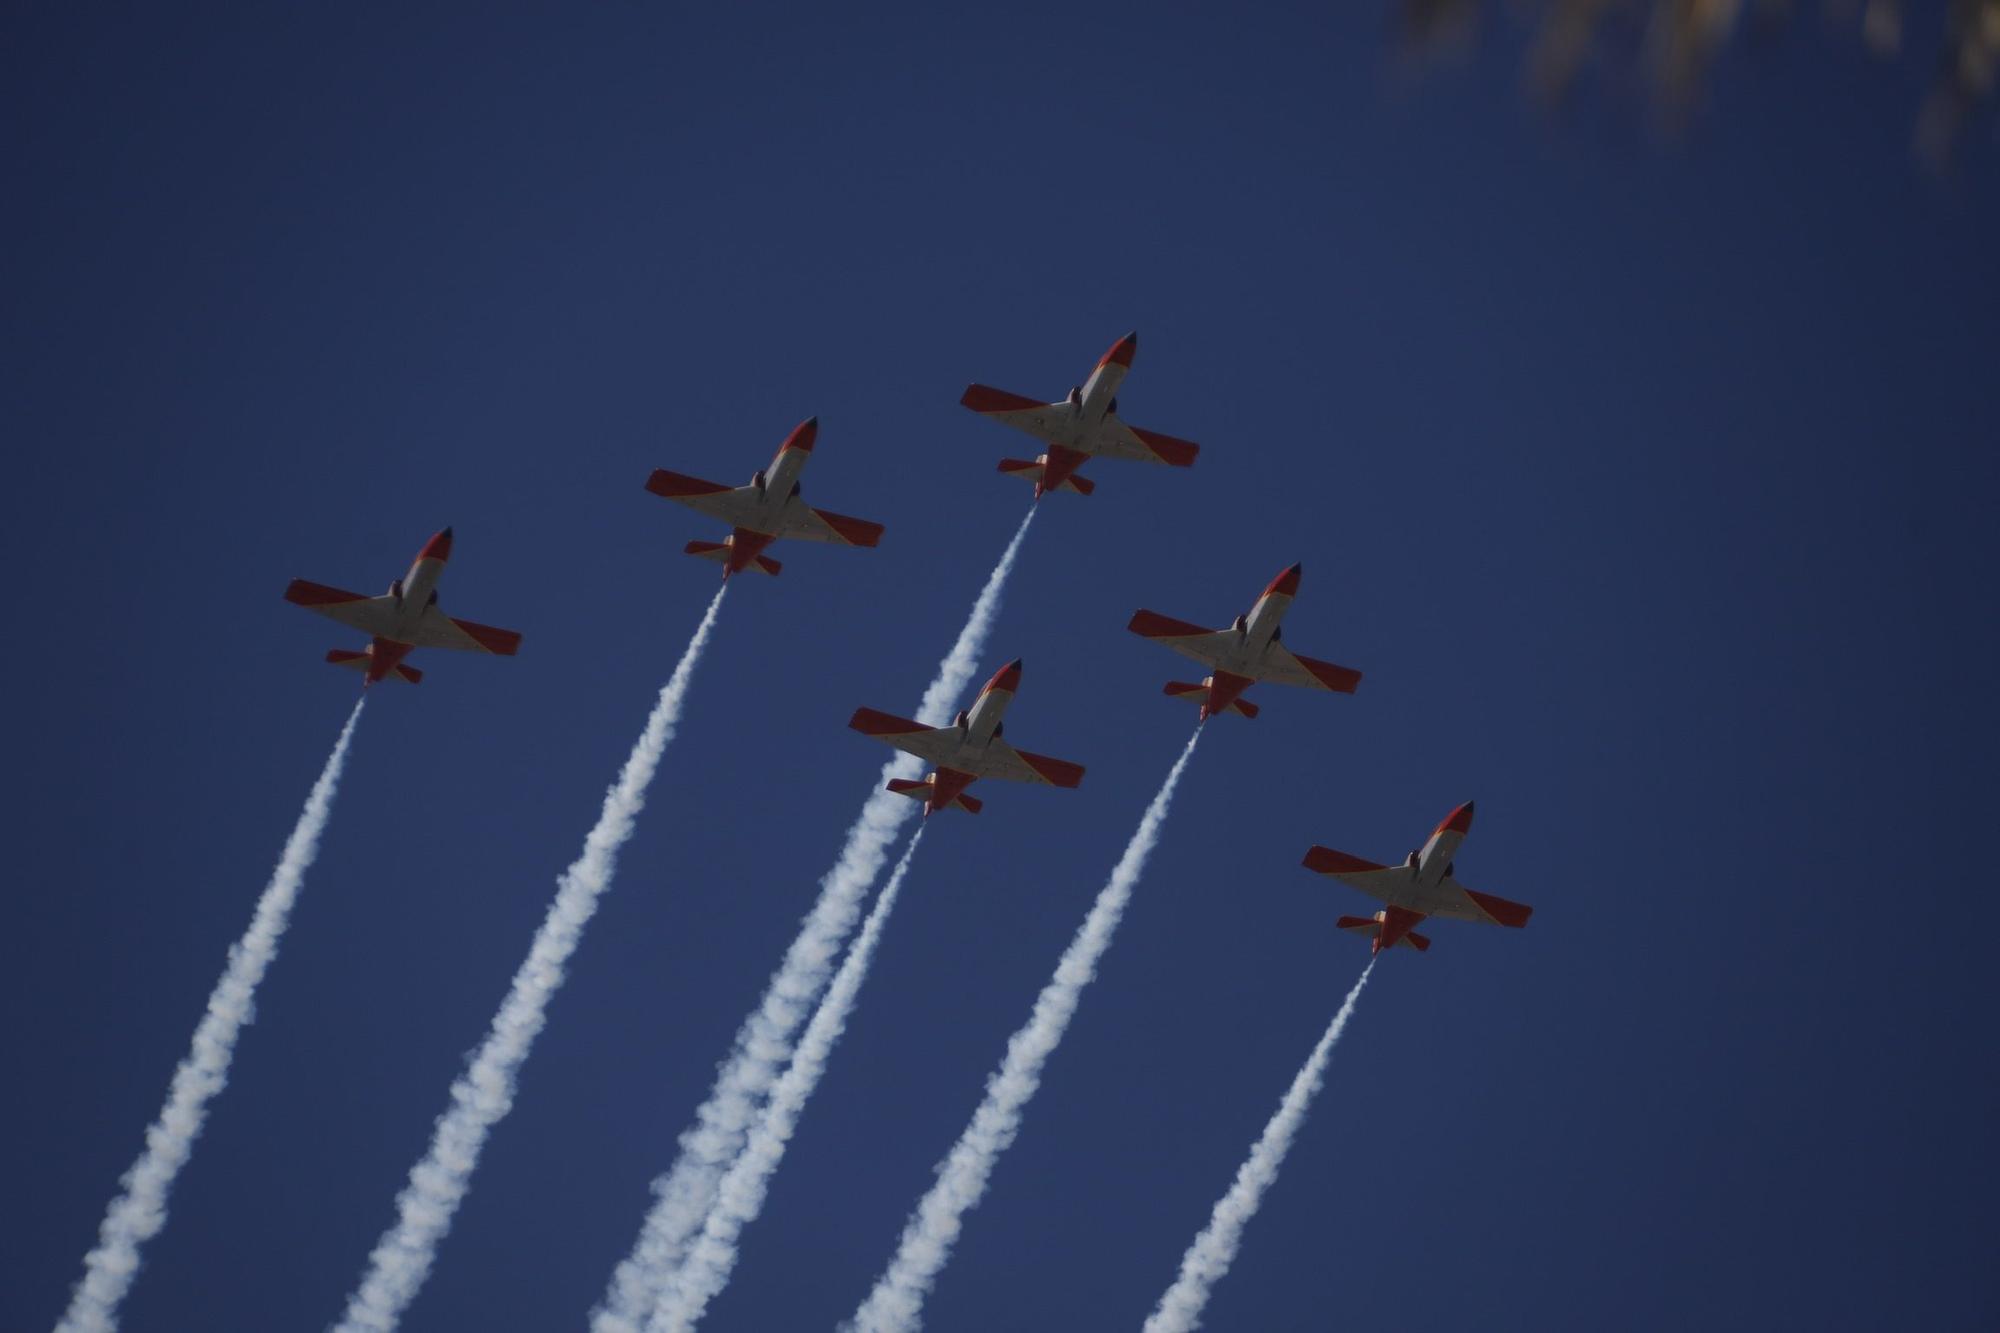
xmin=1411 ymin=826 xmax=1465 ymax=892
xmin=385 ymin=554 xmax=445 ymax=640
xmin=936 ymin=684 xmax=1013 ymax=767
xmin=740 ymin=445 xmax=813 ymax=535
xmin=1073 ymin=357 xmax=1129 ymax=432
xmin=1210 ymin=589 xmax=1290 ymax=676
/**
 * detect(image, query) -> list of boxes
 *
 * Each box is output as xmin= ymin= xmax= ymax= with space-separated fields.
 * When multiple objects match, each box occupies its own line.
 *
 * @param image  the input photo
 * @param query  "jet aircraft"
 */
xmin=959 ymin=332 xmax=1199 ymax=498
xmin=1126 ymin=563 xmax=1361 ymax=721
xmin=1303 ymin=801 xmax=1533 ymax=954
xmin=848 ymin=660 xmax=1085 ymax=816
xmin=283 ymin=528 xmax=522 ymax=685
xmin=645 ymin=417 xmax=885 ymax=578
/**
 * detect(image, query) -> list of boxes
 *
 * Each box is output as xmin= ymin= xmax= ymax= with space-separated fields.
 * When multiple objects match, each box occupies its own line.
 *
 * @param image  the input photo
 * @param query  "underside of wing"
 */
xmin=408 ymin=607 xmax=523 ymax=654
xmin=1088 ymin=417 xmax=1201 ymax=467
xmin=776 ymin=500 xmax=885 ymax=547
xmin=968 ymin=738 xmax=1086 ymax=787
xmin=1432 ymin=878 xmax=1535 ymax=928
xmin=284 ymin=580 xmax=401 ymax=637
xmin=646 ymin=469 xmax=765 ymax=528
xmin=1126 ymin=610 xmax=1237 ymax=669
xmin=1302 ymin=846 xmax=1412 ymax=902
xmin=959 ymin=384 xmax=1068 ymax=443
xmin=1256 ymin=641 xmax=1363 ymax=693
xmin=849 ymin=708 xmax=960 ymax=766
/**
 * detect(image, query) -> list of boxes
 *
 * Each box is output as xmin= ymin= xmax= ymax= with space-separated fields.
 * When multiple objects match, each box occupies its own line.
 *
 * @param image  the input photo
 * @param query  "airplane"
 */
xmin=644 ymin=417 xmax=884 ymax=579
xmin=958 ymin=332 xmax=1200 ymax=499
xmin=847 ymin=660 xmax=1085 ymax=816
xmin=1302 ymin=801 xmax=1533 ymax=955
xmin=1126 ymin=563 xmax=1361 ymax=722
xmin=283 ymin=528 xmax=522 ymax=686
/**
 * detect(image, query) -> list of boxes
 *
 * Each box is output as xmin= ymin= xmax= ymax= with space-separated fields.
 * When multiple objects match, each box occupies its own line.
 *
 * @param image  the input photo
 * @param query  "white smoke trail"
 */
xmin=594 ymin=507 xmax=1036 ymax=1333
xmin=654 ymin=824 xmax=928 ymax=1331
xmin=1142 ymin=961 xmax=1375 ymax=1333
xmin=57 ymin=698 xmax=366 ymax=1333
xmin=334 ymin=586 xmax=727 ymax=1333
xmin=848 ymin=727 xmax=1202 ymax=1333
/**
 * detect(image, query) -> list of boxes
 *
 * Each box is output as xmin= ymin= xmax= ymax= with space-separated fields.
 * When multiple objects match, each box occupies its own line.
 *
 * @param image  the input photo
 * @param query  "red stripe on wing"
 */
xmin=849 ymin=707 xmax=931 ymax=738
xmin=285 ymin=579 xmax=371 ymax=607
xmin=1127 ymin=609 xmax=1215 ymax=640
xmin=451 ymin=619 xmax=522 ymax=655
xmin=1128 ymin=427 xmax=1199 ymax=467
xmin=960 ymin=384 xmax=1048 ymax=414
xmin=812 ymin=508 xmax=885 ymax=547
xmin=1297 ymin=653 xmax=1363 ymax=693
xmin=1015 ymin=750 xmax=1085 ymax=788
xmin=646 ymin=468 xmax=733 ymax=499
xmin=1464 ymin=889 xmax=1533 ymax=928
xmin=1303 ymin=845 xmax=1386 ymax=875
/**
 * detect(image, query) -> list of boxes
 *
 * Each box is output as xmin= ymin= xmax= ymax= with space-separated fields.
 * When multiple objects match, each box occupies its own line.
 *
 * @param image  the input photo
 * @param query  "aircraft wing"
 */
xmin=963 ymin=738 xmax=1086 ymax=788
xmin=959 ymin=385 xmax=1070 ymax=444
xmin=848 ymin=708 xmax=963 ymax=767
xmin=1431 ymin=877 xmax=1534 ymax=927
xmin=775 ymin=501 xmax=885 ymax=547
xmin=407 ymin=605 xmax=523 ymax=655
xmin=284 ymin=581 xmax=402 ymax=637
xmin=1305 ymin=847 xmax=1532 ymax=928
xmin=1088 ymin=418 xmax=1200 ymax=468
xmin=1255 ymin=641 xmax=1363 ymax=693
xmin=646 ymin=469 xmax=766 ymax=527
xmin=1302 ymin=847 xmax=1412 ymax=902
xmin=1126 ymin=610 xmax=1238 ymax=669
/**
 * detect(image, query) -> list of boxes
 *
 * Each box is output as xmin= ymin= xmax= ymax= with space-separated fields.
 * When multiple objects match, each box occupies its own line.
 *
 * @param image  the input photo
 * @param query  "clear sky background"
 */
xmin=5 ymin=6 xmax=1995 ymax=1331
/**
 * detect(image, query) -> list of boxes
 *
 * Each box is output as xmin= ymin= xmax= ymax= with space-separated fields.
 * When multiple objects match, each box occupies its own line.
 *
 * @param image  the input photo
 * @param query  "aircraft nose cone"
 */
xmin=784 ymin=417 xmax=819 ymax=453
xmin=985 ymin=658 xmax=1024 ymax=694
xmin=1101 ymin=332 xmax=1138 ymax=369
xmin=420 ymin=528 xmax=454 ymax=562
xmin=1265 ymin=562 xmax=1302 ymax=598
xmin=1442 ymin=801 xmax=1476 ymax=834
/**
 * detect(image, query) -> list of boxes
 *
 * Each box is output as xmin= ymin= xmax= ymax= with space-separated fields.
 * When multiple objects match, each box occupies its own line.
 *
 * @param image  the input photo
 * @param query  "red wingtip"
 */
xmin=983 ymin=658 xmax=1023 ymax=695
xmin=781 ymin=417 xmax=818 ymax=453
xmin=420 ymin=528 xmax=453 ymax=563
xmin=1439 ymin=801 xmax=1476 ymax=835
xmin=1263 ymin=562 xmax=1302 ymax=598
xmin=1098 ymin=331 xmax=1138 ymax=369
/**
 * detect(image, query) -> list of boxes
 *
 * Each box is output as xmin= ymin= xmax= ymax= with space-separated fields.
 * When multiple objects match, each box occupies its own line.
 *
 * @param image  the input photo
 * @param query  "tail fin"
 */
xmin=325 ymin=649 xmax=421 ymax=684
xmin=1163 ymin=681 xmax=1257 ymax=718
xmin=997 ymin=459 xmax=1093 ymax=495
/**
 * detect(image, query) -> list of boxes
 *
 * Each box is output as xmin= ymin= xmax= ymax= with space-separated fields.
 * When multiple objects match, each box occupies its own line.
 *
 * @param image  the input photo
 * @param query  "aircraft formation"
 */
xmin=282 ymin=332 xmax=1533 ymax=957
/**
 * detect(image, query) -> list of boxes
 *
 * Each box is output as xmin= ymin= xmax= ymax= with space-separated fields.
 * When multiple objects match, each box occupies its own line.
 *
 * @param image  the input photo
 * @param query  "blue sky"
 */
xmin=5 ymin=5 xmax=1995 ymax=1330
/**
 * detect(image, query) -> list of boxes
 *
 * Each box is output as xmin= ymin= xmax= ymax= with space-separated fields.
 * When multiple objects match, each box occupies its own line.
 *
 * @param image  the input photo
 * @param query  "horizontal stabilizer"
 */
xmin=996 ymin=459 xmax=1093 ymax=495
xmin=885 ymin=776 xmax=981 ymax=814
xmin=1163 ymin=681 xmax=1256 ymax=718
xmin=684 ymin=541 xmax=782 ymax=576
xmin=1335 ymin=915 xmax=1430 ymax=952
xmin=325 ymin=649 xmax=421 ymax=684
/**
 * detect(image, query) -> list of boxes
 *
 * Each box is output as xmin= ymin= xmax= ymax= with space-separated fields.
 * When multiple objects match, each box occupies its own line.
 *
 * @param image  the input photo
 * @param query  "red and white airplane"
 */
xmin=645 ymin=417 xmax=884 ymax=579
xmin=847 ymin=660 xmax=1085 ymax=816
xmin=1126 ymin=563 xmax=1362 ymax=721
xmin=1303 ymin=802 xmax=1533 ymax=955
xmin=283 ymin=528 xmax=522 ymax=686
xmin=959 ymin=332 xmax=1200 ymax=499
